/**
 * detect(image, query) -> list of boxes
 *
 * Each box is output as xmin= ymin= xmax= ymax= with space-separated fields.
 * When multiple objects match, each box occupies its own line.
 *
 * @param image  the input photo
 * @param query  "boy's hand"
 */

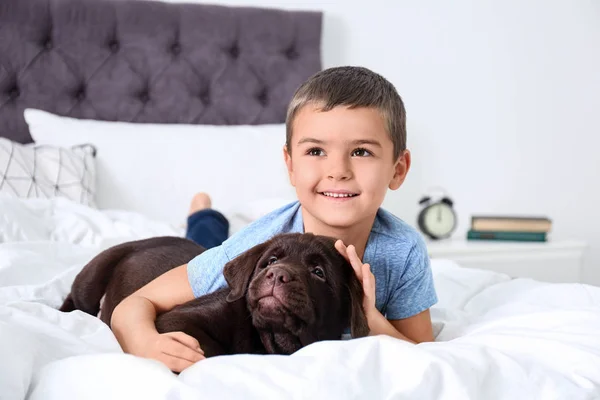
xmin=139 ymin=331 xmax=205 ymax=373
xmin=334 ymin=240 xmax=377 ymax=317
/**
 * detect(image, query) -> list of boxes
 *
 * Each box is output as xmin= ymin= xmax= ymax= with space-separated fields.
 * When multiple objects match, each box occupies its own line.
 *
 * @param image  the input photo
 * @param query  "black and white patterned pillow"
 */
xmin=0 ymin=138 xmax=97 ymax=207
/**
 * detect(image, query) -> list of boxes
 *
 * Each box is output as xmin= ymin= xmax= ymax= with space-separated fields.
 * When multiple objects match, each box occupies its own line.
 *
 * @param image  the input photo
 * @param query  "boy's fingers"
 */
xmin=347 ymin=245 xmax=362 ymax=267
xmin=166 ymin=331 xmax=204 ymax=354
xmin=346 ymin=245 xmax=364 ymax=280
xmin=336 ymin=241 xmax=365 ymax=281
xmin=161 ymin=339 xmax=205 ymax=363
xmin=362 ymin=264 xmax=373 ymax=291
xmin=334 ymin=239 xmax=348 ymax=261
xmin=335 ymin=241 xmax=357 ymax=273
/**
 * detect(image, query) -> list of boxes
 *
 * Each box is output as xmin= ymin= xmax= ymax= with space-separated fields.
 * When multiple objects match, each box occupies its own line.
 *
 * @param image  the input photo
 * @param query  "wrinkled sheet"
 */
xmin=1 ymin=196 xmax=600 ymax=400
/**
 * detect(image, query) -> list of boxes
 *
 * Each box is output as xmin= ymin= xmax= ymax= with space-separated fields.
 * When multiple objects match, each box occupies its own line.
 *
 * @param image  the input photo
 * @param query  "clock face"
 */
xmin=422 ymin=203 xmax=456 ymax=238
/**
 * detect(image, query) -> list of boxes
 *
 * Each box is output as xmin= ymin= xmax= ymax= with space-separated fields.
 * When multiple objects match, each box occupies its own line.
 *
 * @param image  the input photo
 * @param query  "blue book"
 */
xmin=467 ymin=230 xmax=547 ymax=242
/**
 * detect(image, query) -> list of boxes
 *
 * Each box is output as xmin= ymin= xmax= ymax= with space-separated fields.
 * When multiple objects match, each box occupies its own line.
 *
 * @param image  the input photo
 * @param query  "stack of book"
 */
xmin=467 ymin=215 xmax=552 ymax=242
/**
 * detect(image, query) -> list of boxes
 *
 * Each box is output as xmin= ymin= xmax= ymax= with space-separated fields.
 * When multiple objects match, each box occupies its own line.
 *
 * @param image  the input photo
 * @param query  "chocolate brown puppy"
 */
xmin=60 ymin=233 xmax=369 ymax=357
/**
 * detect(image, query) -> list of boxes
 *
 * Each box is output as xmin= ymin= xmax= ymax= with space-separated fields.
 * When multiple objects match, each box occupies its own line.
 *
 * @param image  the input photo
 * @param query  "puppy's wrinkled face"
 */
xmin=246 ymin=234 xmax=353 ymax=337
xmin=223 ymin=233 xmax=369 ymax=344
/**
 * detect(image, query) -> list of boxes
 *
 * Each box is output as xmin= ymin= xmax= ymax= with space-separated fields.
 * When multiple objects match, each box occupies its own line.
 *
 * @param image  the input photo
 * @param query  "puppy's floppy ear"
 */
xmin=348 ymin=275 xmax=370 ymax=338
xmin=223 ymin=241 xmax=270 ymax=302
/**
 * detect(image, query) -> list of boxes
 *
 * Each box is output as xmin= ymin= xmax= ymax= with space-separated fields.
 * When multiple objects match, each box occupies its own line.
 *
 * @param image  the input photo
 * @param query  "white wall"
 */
xmin=166 ymin=0 xmax=600 ymax=284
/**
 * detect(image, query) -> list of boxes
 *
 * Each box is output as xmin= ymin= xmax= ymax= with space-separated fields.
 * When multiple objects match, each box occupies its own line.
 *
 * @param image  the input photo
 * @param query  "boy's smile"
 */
xmin=319 ymin=191 xmax=358 ymax=200
xmin=284 ymin=104 xmax=410 ymax=240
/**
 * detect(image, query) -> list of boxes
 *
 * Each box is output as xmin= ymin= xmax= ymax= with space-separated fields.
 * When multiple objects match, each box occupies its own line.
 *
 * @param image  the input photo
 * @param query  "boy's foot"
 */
xmin=188 ymin=192 xmax=212 ymax=216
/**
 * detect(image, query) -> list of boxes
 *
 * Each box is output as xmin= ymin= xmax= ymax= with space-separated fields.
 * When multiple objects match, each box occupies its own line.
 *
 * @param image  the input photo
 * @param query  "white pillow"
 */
xmin=24 ymin=109 xmax=296 ymax=227
xmin=0 ymin=137 xmax=96 ymax=207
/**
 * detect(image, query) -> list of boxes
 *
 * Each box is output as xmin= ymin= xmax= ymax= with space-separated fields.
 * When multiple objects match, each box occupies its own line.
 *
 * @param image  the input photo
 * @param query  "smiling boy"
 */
xmin=111 ymin=66 xmax=438 ymax=372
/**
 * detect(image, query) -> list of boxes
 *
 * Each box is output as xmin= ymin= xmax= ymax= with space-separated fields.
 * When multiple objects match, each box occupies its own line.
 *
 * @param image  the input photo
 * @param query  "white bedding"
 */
xmin=2 ymin=196 xmax=600 ymax=400
xmin=24 ymin=108 xmax=297 ymax=227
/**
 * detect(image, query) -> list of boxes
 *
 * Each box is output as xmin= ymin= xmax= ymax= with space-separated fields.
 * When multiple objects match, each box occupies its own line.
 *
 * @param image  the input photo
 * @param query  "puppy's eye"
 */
xmin=312 ymin=266 xmax=325 ymax=279
xmin=267 ymin=256 xmax=278 ymax=265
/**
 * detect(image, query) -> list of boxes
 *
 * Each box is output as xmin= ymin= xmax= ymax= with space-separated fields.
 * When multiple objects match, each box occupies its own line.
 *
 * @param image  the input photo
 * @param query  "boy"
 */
xmin=111 ymin=66 xmax=438 ymax=373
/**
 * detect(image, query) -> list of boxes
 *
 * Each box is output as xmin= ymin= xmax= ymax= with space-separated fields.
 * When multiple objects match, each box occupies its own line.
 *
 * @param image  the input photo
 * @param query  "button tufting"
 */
xmin=139 ymin=91 xmax=150 ymax=103
xmin=75 ymin=88 xmax=85 ymax=101
xmin=200 ymin=91 xmax=210 ymax=105
xmin=284 ymin=46 xmax=298 ymax=60
xmin=8 ymin=86 xmax=20 ymax=99
xmin=257 ymin=89 xmax=268 ymax=106
xmin=229 ymin=44 xmax=239 ymax=59
xmin=43 ymin=38 xmax=53 ymax=50
xmin=108 ymin=40 xmax=119 ymax=53
xmin=171 ymin=43 xmax=181 ymax=55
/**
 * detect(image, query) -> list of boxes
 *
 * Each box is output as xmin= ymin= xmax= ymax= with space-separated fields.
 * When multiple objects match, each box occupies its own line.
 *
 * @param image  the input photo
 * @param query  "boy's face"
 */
xmin=284 ymin=104 xmax=410 ymax=230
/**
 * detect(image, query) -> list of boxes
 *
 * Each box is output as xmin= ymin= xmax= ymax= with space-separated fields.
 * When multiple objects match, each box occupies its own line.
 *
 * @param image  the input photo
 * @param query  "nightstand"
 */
xmin=425 ymin=238 xmax=588 ymax=283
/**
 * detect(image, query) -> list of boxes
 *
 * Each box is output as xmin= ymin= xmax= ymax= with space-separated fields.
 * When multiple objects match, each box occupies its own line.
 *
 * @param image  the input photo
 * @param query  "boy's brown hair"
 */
xmin=285 ymin=66 xmax=407 ymax=160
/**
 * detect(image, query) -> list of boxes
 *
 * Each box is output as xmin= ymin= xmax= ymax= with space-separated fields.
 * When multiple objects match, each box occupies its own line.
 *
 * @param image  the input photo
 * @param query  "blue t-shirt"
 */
xmin=187 ymin=201 xmax=438 ymax=320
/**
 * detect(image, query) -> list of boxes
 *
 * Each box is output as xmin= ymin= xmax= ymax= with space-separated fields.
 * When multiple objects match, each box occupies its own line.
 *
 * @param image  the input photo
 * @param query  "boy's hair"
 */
xmin=285 ymin=66 xmax=406 ymax=160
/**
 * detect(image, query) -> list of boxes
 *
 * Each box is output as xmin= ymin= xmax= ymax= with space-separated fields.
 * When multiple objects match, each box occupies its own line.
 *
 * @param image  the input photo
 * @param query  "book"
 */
xmin=470 ymin=215 xmax=552 ymax=233
xmin=467 ymin=230 xmax=547 ymax=242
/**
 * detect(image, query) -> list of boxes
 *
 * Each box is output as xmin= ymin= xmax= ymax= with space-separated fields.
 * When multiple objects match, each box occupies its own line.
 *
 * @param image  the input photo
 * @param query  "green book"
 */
xmin=467 ymin=230 xmax=547 ymax=242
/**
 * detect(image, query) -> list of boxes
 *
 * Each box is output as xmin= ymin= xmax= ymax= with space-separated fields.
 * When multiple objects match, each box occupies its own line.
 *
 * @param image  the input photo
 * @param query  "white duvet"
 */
xmin=1 ymin=196 xmax=600 ymax=400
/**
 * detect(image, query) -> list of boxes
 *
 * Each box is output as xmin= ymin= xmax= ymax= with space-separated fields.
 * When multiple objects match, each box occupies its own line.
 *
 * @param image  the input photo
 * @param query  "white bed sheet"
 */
xmin=1 ymin=196 xmax=600 ymax=400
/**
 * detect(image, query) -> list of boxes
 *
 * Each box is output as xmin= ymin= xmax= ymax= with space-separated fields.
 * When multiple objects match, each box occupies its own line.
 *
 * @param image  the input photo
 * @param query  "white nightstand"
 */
xmin=425 ymin=238 xmax=588 ymax=283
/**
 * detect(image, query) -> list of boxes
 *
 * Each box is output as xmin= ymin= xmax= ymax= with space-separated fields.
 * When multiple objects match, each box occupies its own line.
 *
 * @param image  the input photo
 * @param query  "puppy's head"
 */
xmin=223 ymin=233 xmax=369 ymax=344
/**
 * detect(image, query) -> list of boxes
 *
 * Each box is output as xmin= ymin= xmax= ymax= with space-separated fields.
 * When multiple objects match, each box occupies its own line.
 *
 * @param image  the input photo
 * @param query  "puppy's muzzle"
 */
xmin=265 ymin=266 xmax=294 ymax=286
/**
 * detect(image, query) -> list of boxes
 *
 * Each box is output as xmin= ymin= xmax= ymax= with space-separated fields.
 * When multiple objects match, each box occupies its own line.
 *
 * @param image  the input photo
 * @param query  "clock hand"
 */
xmin=437 ymin=206 xmax=441 ymax=222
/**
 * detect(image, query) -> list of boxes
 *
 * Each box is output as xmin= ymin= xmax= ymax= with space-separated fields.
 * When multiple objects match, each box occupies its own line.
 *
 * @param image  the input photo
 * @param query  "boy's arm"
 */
xmin=111 ymin=245 xmax=230 ymax=372
xmin=111 ymin=263 xmax=205 ymax=372
xmin=368 ymin=309 xmax=434 ymax=343
xmin=335 ymin=240 xmax=437 ymax=343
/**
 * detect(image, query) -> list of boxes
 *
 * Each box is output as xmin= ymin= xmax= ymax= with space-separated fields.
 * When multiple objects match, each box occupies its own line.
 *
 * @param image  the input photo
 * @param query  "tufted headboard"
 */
xmin=0 ymin=0 xmax=322 ymax=143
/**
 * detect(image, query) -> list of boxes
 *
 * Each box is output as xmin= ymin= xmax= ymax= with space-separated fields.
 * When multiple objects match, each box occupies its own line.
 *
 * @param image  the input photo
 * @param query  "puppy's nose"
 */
xmin=266 ymin=268 xmax=291 ymax=285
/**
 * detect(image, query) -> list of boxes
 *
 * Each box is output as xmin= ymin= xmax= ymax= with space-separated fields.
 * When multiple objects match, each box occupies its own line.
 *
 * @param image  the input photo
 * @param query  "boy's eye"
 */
xmin=352 ymin=148 xmax=372 ymax=157
xmin=306 ymin=147 xmax=325 ymax=156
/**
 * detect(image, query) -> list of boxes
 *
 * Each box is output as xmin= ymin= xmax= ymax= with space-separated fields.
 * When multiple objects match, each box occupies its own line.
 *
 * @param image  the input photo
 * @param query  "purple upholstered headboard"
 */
xmin=0 ymin=0 xmax=322 ymax=143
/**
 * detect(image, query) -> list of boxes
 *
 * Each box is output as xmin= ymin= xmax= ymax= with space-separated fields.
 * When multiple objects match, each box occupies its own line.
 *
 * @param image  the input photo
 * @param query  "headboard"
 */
xmin=0 ymin=0 xmax=322 ymax=143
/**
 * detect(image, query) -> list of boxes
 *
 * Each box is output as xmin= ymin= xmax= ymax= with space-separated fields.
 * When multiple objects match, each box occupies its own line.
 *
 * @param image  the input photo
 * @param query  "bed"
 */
xmin=1 ymin=0 xmax=600 ymax=399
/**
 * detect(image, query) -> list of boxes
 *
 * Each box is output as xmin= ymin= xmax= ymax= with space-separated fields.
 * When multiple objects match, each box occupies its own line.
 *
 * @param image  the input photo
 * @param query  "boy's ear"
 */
xmin=389 ymin=149 xmax=411 ymax=190
xmin=283 ymin=145 xmax=296 ymax=187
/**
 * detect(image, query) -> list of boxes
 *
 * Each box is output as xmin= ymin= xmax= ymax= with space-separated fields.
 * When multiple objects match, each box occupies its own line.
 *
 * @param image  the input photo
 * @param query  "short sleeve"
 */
xmin=385 ymin=241 xmax=438 ymax=320
xmin=185 ymin=200 xmax=301 ymax=299
xmin=186 ymin=245 xmax=231 ymax=298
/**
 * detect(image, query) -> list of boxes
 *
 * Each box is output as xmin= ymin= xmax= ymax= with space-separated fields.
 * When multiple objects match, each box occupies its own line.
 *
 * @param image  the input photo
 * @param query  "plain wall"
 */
xmin=162 ymin=0 xmax=600 ymax=284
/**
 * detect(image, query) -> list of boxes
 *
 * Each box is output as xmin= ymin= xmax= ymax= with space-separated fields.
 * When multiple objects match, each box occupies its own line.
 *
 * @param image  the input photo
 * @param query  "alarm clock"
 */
xmin=417 ymin=188 xmax=457 ymax=240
